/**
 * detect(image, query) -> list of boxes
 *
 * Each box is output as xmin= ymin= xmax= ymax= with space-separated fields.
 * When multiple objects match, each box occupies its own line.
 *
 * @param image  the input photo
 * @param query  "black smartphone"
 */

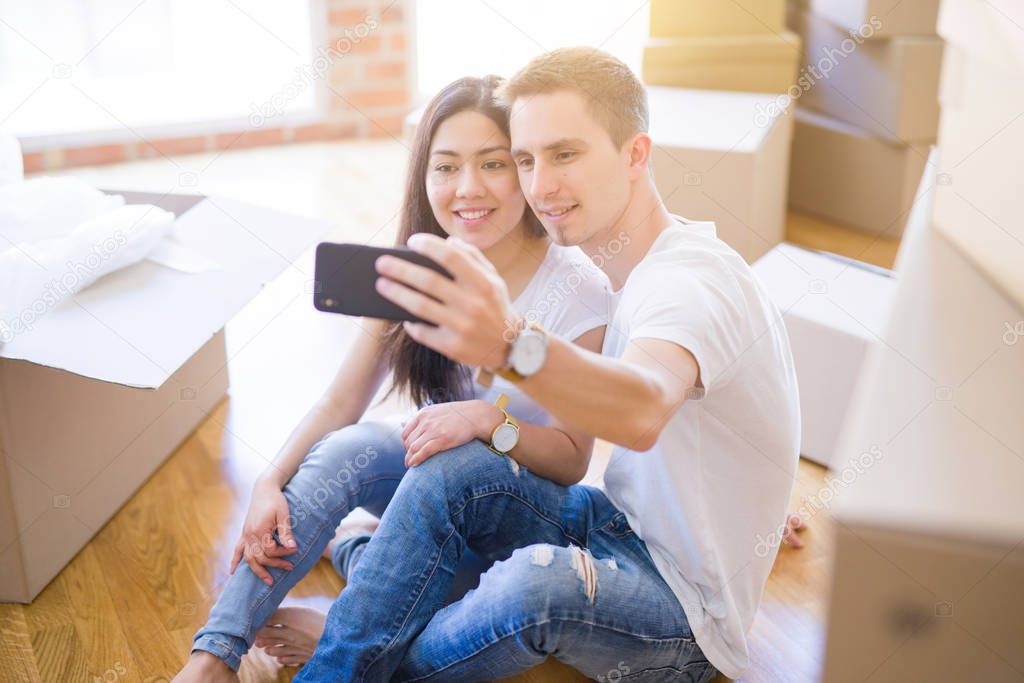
xmin=313 ymin=242 xmax=453 ymax=323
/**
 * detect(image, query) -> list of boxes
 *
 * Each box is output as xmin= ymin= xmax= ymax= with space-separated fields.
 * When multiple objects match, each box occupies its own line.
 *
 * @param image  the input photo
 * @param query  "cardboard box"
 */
xmin=937 ymin=0 xmax=1023 ymax=77
xmin=0 ymin=191 xmax=328 ymax=602
xmin=642 ymin=32 xmax=802 ymax=93
xmin=823 ymin=161 xmax=1024 ymax=680
xmin=650 ymin=0 xmax=786 ymax=37
xmin=824 ymin=525 xmax=1023 ymax=681
xmin=809 ymin=0 xmax=940 ymax=39
xmin=931 ymin=7 xmax=1024 ymax=312
xmin=752 ymin=243 xmax=896 ymax=468
xmin=794 ymin=10 xmax=943 ymax=142
xmin=789 ymin=108 xmax=929 ymax=237
xmin=648 ymin=86 xmax=794 ymax=263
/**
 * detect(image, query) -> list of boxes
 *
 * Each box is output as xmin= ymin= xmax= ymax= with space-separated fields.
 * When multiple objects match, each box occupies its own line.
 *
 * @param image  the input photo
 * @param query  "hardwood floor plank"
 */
xmin=61 ymin=544 xmax=143 ymax=682
xmin=29 ymin=623 xmax=88 ymax=683
xmin=90 ymin=480 xmax=203 ymax=680
xmin=785 ymin=210 xmax=901 ymax=271
xmin=0 ymin=606 xmax=40 ymax=682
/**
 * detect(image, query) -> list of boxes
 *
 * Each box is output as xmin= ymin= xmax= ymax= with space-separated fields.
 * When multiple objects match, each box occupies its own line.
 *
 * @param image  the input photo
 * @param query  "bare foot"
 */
xmin=782 ymin=512 xmax=806 ymax=549
xmin=254 ymin=606 xmax=328 ymax=667
xmin=323 ymin=511 xmax=380 ymax=561
xmin=172 ymin=651 xmax=239 ymax=682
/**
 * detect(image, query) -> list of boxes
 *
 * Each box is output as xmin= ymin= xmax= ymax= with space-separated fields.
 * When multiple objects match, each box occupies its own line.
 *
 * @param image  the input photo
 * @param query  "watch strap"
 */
xmin=488 ymin=393 xmax=519 ymax=454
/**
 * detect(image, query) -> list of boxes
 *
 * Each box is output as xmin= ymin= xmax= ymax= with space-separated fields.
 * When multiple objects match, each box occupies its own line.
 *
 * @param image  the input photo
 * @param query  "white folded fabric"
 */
xmin=0 ymin=177 xmax=126 ymax=243
xmin=1 ymin=203 xmax=175 ymax=327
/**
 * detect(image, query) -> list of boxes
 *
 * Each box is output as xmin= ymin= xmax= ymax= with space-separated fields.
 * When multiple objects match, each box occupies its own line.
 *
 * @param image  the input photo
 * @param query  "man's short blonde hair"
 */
xmin=498 ymin=46 xmax=649 ymax=149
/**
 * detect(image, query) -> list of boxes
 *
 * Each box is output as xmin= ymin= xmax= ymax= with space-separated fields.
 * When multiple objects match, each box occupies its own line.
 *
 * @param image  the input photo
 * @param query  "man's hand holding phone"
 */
xmin=375 ymin=233 xmax=520 ymax=371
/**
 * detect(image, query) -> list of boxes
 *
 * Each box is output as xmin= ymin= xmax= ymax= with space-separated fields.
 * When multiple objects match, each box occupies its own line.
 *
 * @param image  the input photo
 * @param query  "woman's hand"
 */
xmin=402 ymin=399 xmax=503 ymax=467
xmin=229 ymin=478 xmax=298 ymax=585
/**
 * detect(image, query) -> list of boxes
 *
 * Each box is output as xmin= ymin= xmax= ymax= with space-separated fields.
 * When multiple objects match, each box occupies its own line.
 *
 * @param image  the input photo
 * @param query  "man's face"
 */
xmin=509 ymin=90 xmax=632 ymax=248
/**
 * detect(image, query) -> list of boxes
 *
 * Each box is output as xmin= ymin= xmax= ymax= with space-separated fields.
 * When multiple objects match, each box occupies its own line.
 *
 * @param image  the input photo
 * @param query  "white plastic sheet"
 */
xmin=0 ymin=203 xmax=175 ymax=325
xmin=0 ymin=178 xmax=224 ymax=336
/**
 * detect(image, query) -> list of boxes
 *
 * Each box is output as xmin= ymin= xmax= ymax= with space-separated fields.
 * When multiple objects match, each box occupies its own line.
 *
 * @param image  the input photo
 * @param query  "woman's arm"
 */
xmin=233 ymin=318 xmax=392 ymax=583
xmin=257 ymin=318 xmax=391 ymax=489
xmin=402 ymin=326 xmax=605 ymax=487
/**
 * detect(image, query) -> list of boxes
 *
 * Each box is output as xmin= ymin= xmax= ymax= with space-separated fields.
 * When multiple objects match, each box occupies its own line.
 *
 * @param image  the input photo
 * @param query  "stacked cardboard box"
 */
xmin=931 ymin=0 xmax=1024 ymax=313
xmin=640 ymin=1 xmax=800 ymax=263
xmin=647 ymin=86 xmax=794 ymax=263
xmin=822 ymin=157 xmax=1024 ymax=681
xmin=822 ymin=0 xmax=1024 ymax=672
xmin=642 ymin=0 xmax=802 ymax=93
xmin=786 ymin=0 xmax=943 ymax=237
xmin=789 ymin=109 xmax=930 ymax=237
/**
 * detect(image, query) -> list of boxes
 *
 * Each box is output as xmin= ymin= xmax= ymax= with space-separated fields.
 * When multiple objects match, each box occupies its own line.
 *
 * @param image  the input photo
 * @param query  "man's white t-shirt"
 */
xmin=601 ymin=218 xmax=800 ymax=679
xmin=473 ymin=241 xmax=609 ymax=425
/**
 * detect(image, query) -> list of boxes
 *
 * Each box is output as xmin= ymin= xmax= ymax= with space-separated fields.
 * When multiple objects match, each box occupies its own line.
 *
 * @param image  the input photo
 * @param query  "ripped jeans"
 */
xmin=293 ymin=439 xmax=717 ymax=683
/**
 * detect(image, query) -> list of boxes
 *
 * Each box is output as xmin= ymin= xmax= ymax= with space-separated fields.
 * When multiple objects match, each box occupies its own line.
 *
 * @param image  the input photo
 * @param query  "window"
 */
xmin=0 ymin=0 xmax=317 ymax=148
xmin=415 ymin=0 xmax=649 ymax=100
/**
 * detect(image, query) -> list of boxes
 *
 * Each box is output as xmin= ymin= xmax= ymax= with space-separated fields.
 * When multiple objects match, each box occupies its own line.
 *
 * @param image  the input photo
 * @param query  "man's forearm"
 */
xmin=515 ymin=336 xmax=673 ymax=451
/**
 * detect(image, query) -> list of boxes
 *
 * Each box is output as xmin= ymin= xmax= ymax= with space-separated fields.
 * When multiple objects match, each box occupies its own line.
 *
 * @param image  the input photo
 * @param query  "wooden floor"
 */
xmin=1 ymin=140 xmax=902 ymax=682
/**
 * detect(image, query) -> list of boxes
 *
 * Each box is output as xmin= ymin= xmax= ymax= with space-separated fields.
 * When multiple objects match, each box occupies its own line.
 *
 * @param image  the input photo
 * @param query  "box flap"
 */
xmin=647 ymin=86 xmax=784 ymax=153
xmin=753 ymin=242 xmax=896 ymax=340
xmin=0 ymin=195 xmax=329 ymax=388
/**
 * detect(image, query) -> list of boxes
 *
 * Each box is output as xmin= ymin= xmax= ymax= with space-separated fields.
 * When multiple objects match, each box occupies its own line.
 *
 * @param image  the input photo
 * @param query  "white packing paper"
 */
xmin=1 ymin=203 xmax=176 ymax=328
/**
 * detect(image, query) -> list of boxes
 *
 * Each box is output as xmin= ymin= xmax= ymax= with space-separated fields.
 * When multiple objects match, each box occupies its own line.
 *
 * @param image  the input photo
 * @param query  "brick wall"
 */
xmin=22 ymin=0 xmax=413 ymax=174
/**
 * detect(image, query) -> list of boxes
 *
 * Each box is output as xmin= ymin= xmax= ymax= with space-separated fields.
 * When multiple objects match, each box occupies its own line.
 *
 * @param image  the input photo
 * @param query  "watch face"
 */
xmin=511 ymin=330 xmax=546 ymax=376
xmin=492 ymin=423 xmax=519 ymax=453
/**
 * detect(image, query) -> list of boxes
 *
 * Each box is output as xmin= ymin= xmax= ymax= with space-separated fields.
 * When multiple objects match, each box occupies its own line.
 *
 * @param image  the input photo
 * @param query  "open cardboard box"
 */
xmin=0 ymin=190 xmax=328 ymax=602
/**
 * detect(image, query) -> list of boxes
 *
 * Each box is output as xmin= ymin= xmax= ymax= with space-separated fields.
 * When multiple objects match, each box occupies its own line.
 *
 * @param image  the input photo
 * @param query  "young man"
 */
xmin=295 ymin=47 xmax=800 ymax=681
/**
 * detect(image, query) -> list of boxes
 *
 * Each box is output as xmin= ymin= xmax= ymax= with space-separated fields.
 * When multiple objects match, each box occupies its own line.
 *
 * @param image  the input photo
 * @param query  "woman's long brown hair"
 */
xmin=383 ymin=75 xmax=544 ymax=407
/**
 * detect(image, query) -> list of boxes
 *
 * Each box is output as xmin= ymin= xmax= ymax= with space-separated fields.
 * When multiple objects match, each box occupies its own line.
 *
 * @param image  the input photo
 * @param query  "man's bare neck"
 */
xmin=582 ymin=182 xmax=673 ymax=290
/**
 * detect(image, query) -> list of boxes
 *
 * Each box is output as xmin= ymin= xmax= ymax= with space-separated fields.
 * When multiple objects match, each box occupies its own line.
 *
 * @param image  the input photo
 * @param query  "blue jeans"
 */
xmin=193 ymin=420 xmax=490 ymax=670
xmin=293 ymin=440 xmax=716 ymax=683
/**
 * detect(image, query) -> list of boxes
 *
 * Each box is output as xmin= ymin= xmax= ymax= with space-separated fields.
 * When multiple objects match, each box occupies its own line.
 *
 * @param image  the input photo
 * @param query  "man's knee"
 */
xmin=481 ymin=544 xmax=599 ymax=624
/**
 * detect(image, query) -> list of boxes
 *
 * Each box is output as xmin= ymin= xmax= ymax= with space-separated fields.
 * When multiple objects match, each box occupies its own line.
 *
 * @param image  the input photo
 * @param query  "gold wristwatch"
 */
xmin=488 ymin=393 xmax=520 ymax=455
xmin=477 ymin=322 xmax=549 ymax=388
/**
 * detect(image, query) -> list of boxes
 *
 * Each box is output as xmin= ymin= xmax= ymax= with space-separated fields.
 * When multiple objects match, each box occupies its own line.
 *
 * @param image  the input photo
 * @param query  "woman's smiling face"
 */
xmin=425 ymin=109 xmax=527 ymax=251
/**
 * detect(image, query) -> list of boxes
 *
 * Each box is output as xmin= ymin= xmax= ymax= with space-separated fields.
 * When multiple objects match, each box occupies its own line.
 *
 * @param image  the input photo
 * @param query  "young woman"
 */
xmin=173 ymin=75 xmax=610 ymax=681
